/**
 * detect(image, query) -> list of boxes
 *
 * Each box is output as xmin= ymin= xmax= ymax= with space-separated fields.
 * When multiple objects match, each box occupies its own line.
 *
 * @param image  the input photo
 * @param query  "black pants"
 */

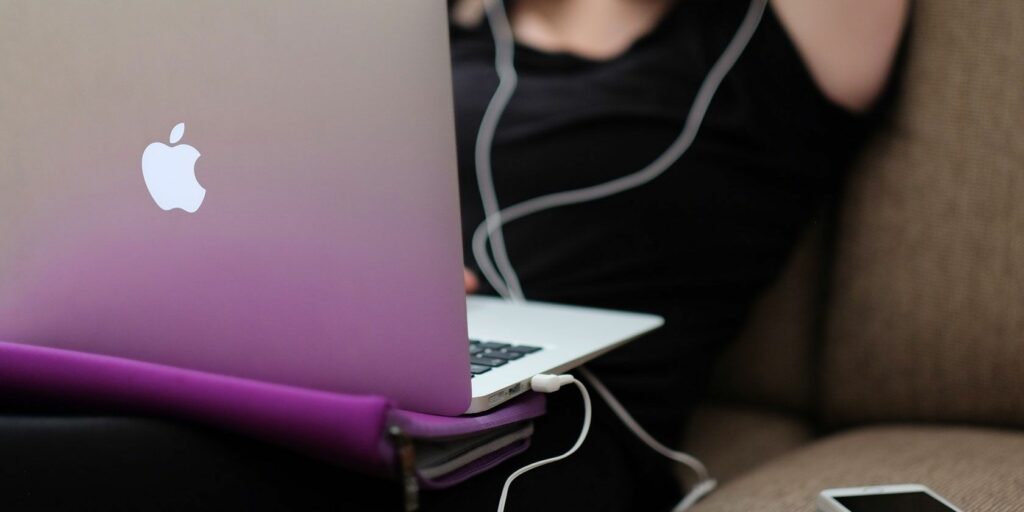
xmin=0 ymin=385 xmax=683 ymax=511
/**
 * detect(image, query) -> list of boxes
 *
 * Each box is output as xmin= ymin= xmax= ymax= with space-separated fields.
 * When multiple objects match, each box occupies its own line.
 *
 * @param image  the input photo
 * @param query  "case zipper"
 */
xmin=389 ymin=425 xmax=420 ymax=512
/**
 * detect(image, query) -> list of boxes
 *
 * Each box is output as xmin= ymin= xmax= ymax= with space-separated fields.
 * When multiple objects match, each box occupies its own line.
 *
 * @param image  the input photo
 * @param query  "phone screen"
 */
xmin=836 ymin=491 xmax=956 ymax=512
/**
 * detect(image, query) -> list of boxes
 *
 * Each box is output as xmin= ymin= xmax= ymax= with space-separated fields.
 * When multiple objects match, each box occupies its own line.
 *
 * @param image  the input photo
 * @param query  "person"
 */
xmin=0 ymin=1 xmax=908 ymax=511
xmin=425 ymin=0 xmax=909 ymax=510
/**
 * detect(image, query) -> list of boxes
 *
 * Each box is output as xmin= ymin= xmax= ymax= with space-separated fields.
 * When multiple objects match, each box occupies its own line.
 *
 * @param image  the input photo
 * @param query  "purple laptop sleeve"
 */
xmin=0 ymin=340 xmax=545 ymax=489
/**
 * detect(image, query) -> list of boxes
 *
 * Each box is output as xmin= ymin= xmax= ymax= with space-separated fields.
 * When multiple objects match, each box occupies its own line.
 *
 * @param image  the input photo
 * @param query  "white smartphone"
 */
xmin=818 ymin=484 xmax=962 ymax=512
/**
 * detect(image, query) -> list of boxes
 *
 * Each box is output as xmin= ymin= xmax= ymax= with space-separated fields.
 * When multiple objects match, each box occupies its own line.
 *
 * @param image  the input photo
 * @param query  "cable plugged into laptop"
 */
xmin=498 ymin=370 xmax=716 ymax=512
xmin=496 ymin=374 xmax=592 ymax=512
xmin=528 ymin=373 xmax=575 ymax=393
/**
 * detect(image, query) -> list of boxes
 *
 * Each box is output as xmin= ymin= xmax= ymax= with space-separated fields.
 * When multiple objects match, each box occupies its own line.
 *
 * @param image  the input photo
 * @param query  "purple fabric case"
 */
xmin=0 ymin=340 xmax=545 ymax=488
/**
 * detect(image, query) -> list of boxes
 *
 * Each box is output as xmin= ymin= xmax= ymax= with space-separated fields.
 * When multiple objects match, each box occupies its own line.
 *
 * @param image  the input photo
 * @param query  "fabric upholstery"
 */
xmin=707 ymin=225 xmax=823 ymax=413
xmin=681 ymin=404 xmax=813 ymax=485
xmin=689 ymin=426 xmax=1024 ymax=512
xmin=822 ymin=1 xmax=1024 ymax=427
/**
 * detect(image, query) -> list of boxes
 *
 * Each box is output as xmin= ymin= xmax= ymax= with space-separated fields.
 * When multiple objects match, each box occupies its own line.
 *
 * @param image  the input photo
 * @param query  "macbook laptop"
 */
xmin=0 ymin=0 xmax=662 ymax=416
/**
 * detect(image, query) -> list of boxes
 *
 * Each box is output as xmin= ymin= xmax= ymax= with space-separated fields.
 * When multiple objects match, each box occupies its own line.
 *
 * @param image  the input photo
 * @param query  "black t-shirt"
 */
xmin=450 ymin=0 xmax=882 ymax=440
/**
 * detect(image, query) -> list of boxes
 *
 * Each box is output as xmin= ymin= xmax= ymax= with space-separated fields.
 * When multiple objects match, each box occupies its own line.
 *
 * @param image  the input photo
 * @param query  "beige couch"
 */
xmin=681 ymin=2 xmax=1024 ymax=510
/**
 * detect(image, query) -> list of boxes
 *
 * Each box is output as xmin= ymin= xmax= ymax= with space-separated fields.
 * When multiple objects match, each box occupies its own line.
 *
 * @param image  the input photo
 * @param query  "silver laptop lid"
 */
xmin=0 ymin=0 xmax=472 ymax=415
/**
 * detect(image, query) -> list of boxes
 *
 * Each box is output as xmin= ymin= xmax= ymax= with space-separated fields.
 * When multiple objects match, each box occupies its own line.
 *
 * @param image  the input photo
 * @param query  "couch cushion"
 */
xmin=689 ymin=425 xmax=1024 ymax=512
xmin=822 ymin=1 xmax=1024 ymax=427
xmin=682 ymin=404 xmax=814 ymax=485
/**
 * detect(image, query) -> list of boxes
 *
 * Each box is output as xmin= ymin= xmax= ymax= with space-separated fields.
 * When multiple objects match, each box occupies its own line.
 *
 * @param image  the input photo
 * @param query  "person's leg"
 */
xmin=0 ymin=415 xmax=403 ymax=511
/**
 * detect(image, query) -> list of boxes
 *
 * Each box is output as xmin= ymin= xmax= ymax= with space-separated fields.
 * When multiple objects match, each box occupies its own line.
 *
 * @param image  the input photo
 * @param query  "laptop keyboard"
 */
xmin=469 ymin=339 xmax=542 ymax=378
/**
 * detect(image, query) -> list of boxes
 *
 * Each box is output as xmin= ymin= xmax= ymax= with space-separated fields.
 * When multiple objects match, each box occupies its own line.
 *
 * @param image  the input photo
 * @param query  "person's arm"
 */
xmin=464 ymin=268 xmax=479 ymax=293
xmin=771 ymin=0 xmax=911 ymax=112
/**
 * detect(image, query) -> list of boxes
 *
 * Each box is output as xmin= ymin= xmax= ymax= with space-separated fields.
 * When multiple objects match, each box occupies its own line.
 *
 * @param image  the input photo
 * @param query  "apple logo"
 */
xmin=141 ymin=122 xmax=205 ymax=213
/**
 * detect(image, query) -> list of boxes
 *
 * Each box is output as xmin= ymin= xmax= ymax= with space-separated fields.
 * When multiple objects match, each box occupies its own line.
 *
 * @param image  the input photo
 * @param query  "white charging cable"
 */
xmin=497 ymin=374 xmax=592 ymax=512
xmin=499 ymin=371 xmax=712 ymax=512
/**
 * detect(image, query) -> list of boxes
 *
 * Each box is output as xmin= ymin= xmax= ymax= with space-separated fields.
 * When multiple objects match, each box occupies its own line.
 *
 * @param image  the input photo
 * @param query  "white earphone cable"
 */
xmin=578 ymin=367 xmax=717 ymax=512
xmin=475 ymin=0 xmax=770 ymax=509
xmin=474 ymin=0 xmax=769 ymax=302
xmin=474 ymin=0 xmax=525 ymax=301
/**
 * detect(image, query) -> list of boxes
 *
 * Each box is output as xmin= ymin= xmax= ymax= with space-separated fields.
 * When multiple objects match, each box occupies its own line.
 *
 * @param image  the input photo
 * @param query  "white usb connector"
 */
xmin=528 ymin=373 xmax=575 ymax=393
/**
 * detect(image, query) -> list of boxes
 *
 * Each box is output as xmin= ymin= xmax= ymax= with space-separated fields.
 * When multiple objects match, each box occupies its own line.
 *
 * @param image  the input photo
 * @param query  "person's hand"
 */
xmin=464 ymin=268 xmax=479 ymax=294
